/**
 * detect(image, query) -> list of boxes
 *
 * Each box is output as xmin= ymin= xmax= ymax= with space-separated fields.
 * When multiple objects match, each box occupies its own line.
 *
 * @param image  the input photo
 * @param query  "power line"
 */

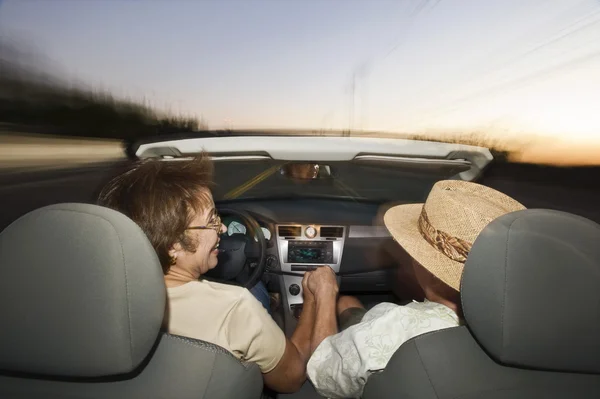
xmin=321 ymin=0 xmax=442 ymax=132
xmin=401 ymin=1 xmax=596 ymax=104
xmin=429 ymin=0 xmax=442 ymax=12
xmin=477 ymin=7 xmax=600 ymax=83
xmin=409 ymin=0 xmax=430 ymax=18
xmin=413 ymin=49 xmax=600 ymax=122
xmin=409 ymin=7 xmax=600 ymax=121
xmin=348 ymin=0 xmax=440 ymax=131
xmin=511 ymin=9 xmax=600 ymax=61
xmin=384 ymin=0 xmax=440 ymax=60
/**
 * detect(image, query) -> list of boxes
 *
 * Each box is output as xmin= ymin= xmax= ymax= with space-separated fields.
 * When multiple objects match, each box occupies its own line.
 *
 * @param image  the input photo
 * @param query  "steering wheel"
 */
xmin=205 ymin=208 xmax=267 ymax=289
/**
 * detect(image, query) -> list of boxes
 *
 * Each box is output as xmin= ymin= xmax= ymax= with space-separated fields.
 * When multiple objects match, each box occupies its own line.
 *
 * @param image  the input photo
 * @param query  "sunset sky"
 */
xmin=1 ymin=0 xmax=599 ymax=157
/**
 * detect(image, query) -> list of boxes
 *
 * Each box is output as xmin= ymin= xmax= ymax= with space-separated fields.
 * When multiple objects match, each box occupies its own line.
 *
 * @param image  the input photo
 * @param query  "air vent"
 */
xmin=320 ymin=226 xmax=344 ymax=238
xmin=278 ymin=225 xmax=301 ymax=237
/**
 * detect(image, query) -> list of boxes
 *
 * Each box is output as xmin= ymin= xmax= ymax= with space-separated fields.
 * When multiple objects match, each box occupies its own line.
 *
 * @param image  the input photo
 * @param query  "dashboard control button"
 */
xmin=305 ymin=226 xmax=317 ymax=238
xmin=289 ymin=284 xmax=301 ymax=296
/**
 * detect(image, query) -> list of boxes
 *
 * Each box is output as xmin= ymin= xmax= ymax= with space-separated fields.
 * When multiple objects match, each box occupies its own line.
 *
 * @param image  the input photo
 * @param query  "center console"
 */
xmin=275 ymin=224 xmax=346 ymax=317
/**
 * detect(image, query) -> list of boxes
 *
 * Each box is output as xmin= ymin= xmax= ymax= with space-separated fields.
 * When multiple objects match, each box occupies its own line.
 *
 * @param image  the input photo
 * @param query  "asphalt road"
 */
xmin=0 ymin=132 xmax=125 ymax=170
xmin=1 ymin=132 xmax=599 ymax=230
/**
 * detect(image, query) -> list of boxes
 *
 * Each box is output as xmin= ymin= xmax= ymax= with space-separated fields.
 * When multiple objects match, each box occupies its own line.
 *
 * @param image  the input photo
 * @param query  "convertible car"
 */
xmin=0 ymin=132 xmax=599 ymax=399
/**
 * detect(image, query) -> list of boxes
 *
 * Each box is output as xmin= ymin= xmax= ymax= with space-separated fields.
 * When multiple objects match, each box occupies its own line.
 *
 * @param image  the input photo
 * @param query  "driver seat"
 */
xmin=363 ymin=209 xmax=600 ymax=398
xmin=0 ymin=203 xmax=263 ymax=399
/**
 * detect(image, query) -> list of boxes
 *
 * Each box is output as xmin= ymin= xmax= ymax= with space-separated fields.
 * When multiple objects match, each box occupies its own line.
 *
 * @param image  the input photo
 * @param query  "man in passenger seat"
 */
xmin=306 ymin=180 xmax=526 ymax=398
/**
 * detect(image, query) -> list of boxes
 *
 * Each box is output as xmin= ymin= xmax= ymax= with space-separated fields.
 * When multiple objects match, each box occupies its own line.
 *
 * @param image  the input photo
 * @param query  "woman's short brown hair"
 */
xmin=98 ymin=154 xmax=214 ymax=274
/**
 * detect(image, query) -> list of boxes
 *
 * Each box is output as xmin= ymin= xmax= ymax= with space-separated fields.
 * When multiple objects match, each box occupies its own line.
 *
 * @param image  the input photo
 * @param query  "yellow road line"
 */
xmin=223 ymin=165 xmax=280 ymax=199
xmin=334 ymin=178 xmax=362 ymax=199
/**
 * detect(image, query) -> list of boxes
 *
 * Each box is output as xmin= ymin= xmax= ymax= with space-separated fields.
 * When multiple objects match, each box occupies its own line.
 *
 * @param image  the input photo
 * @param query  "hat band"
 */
xmin=417 ymin=207 xmax=473 ymax=263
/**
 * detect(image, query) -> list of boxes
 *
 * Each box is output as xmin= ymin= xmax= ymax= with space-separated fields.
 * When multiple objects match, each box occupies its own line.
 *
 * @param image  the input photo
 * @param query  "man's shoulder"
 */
xmin=363 ymin=300 xmax=459 ymax=326
xmin=360 ymin=301 xmax=402 ymax=320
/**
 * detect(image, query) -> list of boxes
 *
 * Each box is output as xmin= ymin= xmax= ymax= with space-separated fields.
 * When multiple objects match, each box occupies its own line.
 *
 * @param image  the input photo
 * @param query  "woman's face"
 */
xmin=169 ymin=191 xmax=227 ymax=277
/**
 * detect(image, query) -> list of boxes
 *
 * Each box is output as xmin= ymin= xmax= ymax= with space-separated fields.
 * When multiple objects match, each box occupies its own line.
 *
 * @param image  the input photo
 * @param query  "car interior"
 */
xmin=1 ymin=135 xmax=599 ymax=398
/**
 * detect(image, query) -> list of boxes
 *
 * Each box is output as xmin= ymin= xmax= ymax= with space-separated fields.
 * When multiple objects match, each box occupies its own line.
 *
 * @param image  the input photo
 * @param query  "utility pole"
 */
xmin=348 ymin=72 xmax=356 ymax=136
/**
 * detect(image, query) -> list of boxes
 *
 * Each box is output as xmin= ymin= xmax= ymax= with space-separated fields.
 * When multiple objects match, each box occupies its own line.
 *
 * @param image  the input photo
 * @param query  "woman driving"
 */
xmin=97 ymin=154 xmax=339 ymax=393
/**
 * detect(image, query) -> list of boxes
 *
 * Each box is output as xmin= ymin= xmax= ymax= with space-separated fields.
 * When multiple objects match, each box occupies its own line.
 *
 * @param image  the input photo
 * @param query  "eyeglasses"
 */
xmin=186 ymin=212 xmax=222 ymax=234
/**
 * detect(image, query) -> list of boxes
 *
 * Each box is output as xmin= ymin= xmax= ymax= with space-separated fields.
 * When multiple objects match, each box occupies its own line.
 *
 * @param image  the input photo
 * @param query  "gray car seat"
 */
xmin=363 ymin=209 xmax=600 ymax=398
xmin=0 ymin=203 xmax=263 ymax=399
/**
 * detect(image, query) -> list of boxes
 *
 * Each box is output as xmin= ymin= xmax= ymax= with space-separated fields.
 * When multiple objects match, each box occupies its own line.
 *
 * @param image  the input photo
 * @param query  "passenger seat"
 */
xmin=363 ymin=209 xmax=600 ymax=399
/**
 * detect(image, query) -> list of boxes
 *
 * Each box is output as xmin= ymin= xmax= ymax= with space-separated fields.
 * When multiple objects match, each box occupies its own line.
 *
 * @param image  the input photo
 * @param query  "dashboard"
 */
xmin=288 ymin=241 xmax=333 ymax=264
xmin=226 ymin=220 xmax=272 ymax=241
xmin=275 ymin=223 xmax=346 ymax=308
xmin=219 ymin=198 xmax=400 ymax=324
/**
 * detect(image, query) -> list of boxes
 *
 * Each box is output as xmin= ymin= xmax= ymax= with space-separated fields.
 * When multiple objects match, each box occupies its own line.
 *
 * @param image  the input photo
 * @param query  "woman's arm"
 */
xmin=263 ymin=267 xmax=338 ymax=393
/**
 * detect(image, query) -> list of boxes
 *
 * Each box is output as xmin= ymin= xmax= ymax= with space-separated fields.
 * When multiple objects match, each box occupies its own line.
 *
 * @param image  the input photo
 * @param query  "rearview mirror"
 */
xmin=280 ymin=163 xmax=332 ymax=180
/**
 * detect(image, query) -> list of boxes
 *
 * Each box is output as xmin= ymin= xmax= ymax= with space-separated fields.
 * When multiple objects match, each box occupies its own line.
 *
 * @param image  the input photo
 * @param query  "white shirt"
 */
xmin=307 ymin=300 xmax=460 ymax=398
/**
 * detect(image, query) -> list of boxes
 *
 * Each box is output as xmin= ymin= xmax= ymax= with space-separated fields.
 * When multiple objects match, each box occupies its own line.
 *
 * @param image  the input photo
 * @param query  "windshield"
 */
xmin=211 ymin=159 xmax=466 ymax=203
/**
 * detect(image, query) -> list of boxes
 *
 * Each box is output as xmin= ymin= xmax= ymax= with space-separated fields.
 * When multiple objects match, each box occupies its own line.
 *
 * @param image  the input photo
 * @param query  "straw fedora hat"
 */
xmin=384 ymin=180 xmax=525 ymax=291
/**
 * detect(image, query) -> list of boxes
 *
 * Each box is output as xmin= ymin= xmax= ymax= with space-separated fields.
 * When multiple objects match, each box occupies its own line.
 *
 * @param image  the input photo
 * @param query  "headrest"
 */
xmin=462 ymin=209 xmax=600 ymax=374
xmin=0 ymin=203 xmax=166 ymax=377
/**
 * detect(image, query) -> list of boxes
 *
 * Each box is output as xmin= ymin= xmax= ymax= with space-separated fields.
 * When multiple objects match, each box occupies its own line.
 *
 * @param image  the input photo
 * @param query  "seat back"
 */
xmin=365 ymin=326 xmax=600 ymax=399
xmin=364 ymin=209 xmax=600 ymax=398
xmin=0 ymin=204 xmax=262 ymax=399
xmin=0 ymin=332 xmax=262 ymax=399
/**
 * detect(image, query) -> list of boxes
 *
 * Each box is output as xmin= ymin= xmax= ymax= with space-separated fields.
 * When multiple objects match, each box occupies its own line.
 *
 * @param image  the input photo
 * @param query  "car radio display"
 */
xmin=287 ymin=241 xmax=333 ymax=264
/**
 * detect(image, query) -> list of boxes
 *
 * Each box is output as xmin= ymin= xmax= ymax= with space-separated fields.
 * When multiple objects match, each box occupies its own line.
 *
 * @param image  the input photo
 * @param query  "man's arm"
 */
xmin=263 ymin=268 xmax=338 ymax=393
xmin=308 ymin=268 xmax=339 ymax=354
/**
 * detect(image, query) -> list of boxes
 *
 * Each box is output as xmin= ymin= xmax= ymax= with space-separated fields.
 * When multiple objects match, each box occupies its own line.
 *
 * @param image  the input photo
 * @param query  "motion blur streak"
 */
xmin=0 ymin=133 xmax=124 ymax=170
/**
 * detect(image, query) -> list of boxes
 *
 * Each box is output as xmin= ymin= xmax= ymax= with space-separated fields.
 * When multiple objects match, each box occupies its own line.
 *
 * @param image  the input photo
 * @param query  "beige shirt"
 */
xmin=166 ymin=280 xmax=286 ymax=373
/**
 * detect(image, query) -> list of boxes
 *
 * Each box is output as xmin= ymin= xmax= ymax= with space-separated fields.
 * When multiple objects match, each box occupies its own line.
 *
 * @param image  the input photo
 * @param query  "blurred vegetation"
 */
xmin=402 ymin=132 xmax=518 ymax=162
xmin=0 ymin=40 xmax=205 ymax=141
